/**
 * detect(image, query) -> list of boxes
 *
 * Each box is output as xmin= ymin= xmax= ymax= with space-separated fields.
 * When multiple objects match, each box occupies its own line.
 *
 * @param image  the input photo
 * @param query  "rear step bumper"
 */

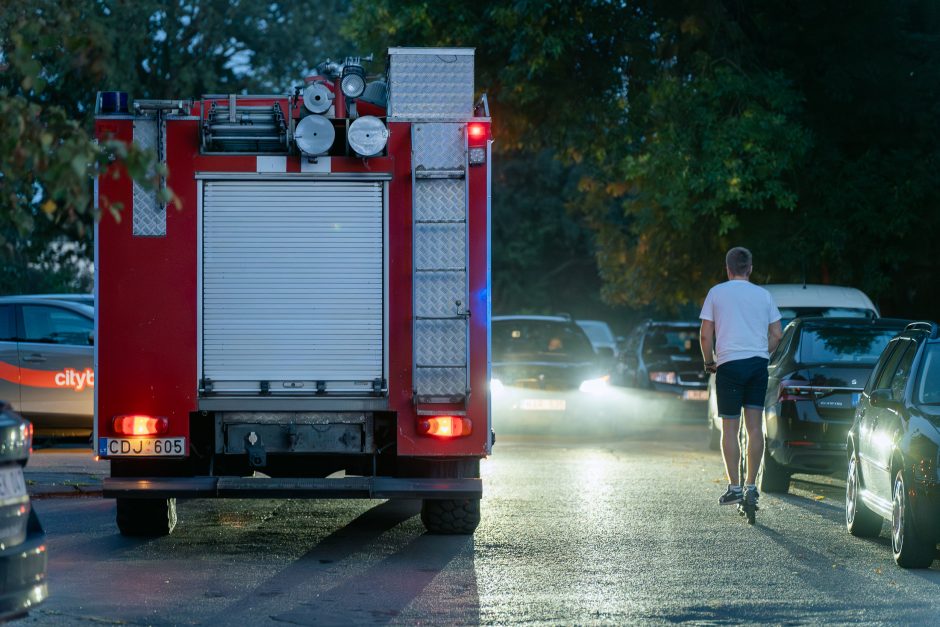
xmin=103 ymin=476 xmax=482 ymax=500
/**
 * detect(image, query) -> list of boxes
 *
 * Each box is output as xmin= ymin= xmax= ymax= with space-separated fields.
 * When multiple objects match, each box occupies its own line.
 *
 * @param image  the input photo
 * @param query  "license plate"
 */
xmin=0 ymin=466 xmax=27 ymax=501
xmin=683 ymin=390 xmax=709 ymax=401
xmin=99 ymin=437 xmax=186 ymax=457
xmin=520 ymin=399 xmax=567 ymax=411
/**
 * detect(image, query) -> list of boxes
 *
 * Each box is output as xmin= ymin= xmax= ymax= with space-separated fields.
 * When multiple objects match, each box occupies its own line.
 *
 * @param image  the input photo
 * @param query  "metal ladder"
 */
xmin=412 ymin=123 xmax=470 ymax=404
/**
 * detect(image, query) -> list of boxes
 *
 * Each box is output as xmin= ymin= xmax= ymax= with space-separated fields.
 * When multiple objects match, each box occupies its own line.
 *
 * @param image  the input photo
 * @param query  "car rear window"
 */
xmin=798 ymin=326 xmax=900 ymax=365
xmin=778 ymin=307 xmax=874 ymax=328
xmin=644 ymin=328 xmax=700 ymax=358
xmin=493 ymin=320 xmax=595 ymax=361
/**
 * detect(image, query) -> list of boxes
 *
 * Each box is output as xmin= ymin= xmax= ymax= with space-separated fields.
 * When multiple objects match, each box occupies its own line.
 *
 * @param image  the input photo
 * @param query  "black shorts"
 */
xmin=716 ymin=356 xmax=769 ymax=419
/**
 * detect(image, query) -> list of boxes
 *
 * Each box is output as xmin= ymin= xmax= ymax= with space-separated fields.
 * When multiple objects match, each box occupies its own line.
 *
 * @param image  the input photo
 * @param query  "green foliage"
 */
xmin=348 ymin=0 xmax=940 ymax=318
xmin=0 ymin=0 xmax=352 ymax=294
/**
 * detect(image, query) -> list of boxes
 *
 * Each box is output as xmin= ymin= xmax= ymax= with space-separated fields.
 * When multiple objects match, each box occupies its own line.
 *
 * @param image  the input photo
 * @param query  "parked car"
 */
xmin=29 ymin=293 xmax=94 ymax=308
xmin=575 ymin=319 xmax=619 ymax=361
xmin=491 ymin=316 xmax=612 ymax=418
xmin=617 ymin=321 xmax=708 ymax=401
xmin=707 ymin=284 xmax=880 ymax=449
xmin=0 ymin=402 xmax=47 ymax=620
xmin=0 ymin=296 xmax=94 ymax=437
xmin=757 ymin=317 xmax=910 ymax=493
xmin=846 ymin=321 xmax=940 ymax=568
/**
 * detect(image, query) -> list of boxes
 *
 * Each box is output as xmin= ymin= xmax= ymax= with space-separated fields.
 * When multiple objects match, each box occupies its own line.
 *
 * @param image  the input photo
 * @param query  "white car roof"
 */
xmin=763 ymin=284 xmax=877 ymax=312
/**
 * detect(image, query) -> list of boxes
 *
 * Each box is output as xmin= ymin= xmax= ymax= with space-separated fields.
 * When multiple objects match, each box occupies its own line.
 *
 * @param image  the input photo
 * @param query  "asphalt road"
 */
xmin=13 ymin=399 xmax=940 ymax=625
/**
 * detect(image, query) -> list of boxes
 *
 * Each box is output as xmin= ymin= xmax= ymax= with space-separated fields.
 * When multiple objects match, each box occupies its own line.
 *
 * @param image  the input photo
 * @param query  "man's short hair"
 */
xmin=726 ymin=247 xmax=752 ymax=276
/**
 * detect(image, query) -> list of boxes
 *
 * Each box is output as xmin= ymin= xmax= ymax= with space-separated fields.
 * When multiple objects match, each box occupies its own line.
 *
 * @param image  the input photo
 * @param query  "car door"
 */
xmin=865 ymin=338 xmax=916 ymax=502
xmin=17 ymin=304 xmax=94 ymax=430
xmin=0 ymin=305 xmax=19 ymax=410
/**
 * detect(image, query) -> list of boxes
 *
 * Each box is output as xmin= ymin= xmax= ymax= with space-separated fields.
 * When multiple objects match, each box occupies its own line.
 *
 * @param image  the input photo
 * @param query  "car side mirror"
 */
xmin=870 ymin=388 xmax=894 ymax=408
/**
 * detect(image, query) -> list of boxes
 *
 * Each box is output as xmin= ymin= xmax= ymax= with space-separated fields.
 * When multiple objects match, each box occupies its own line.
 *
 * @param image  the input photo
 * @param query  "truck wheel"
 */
xmin=116 ymin=497 xmax=178 ymax=537
xmin=846 ymin=454 xmax=882 ymax=537
xmin=892 ymin=470 xmax=935 ymax=568
xmin=421 ymin=498 xmax=480 ymax=535
xmin=758 ymin=445 xmax=791 ymax=493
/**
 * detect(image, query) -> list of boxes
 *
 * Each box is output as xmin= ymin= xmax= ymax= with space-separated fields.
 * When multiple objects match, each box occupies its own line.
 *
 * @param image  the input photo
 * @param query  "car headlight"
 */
xmin=649 ymin=371 xmax=677 ymax=384
xmin=579 ymin=375 xmax=610 ymax=393
xmin=490 ymin=378 xmax=504 ymax=392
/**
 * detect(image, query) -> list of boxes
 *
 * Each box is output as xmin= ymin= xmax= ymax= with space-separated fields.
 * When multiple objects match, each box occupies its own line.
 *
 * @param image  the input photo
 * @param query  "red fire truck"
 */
xmin=94 ymin=48 xmax=491 ymax=536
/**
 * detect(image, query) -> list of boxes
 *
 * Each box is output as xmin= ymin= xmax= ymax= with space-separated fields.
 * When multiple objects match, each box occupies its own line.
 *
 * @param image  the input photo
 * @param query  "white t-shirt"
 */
xmin=699 ymin=280 xmax=781 ymax=366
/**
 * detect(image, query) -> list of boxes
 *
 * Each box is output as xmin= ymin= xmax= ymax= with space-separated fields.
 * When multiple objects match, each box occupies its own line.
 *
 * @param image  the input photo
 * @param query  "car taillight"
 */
xmin=778 ymin=380 xmax=833 ymax=402
xmin=113 ymin=415 xmax=168 ymax=436
xmin=417 ymin=416 xmax=472 ymax=438
xmin=649 ymin=371 xmax=677 ymax=384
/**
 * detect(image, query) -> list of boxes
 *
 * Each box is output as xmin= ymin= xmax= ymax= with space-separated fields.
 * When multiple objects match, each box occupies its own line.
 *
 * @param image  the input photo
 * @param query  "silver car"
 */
xmin=0 ymin=296 xmax=94 ymax=437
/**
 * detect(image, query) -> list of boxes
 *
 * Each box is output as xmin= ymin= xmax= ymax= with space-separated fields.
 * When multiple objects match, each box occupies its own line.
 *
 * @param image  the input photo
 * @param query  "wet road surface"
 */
xmin=14 ymin=396 xmax=940 ymax=625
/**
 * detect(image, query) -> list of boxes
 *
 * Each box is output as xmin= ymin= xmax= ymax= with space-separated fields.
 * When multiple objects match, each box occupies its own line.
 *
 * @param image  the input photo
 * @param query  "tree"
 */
xmin=0 ymin=0 xmax=353 ymax=293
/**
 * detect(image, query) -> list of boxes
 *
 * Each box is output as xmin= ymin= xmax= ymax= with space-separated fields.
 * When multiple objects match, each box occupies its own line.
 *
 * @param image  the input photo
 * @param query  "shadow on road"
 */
xmin=205 ymin=499 xmax=478 ymax=625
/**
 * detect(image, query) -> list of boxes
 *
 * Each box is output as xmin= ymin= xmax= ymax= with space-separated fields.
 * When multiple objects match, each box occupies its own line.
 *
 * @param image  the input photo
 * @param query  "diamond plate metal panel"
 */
xmin=388 ymin=52 xmax=473 ymax=121
xmin=415 ymin=271 xmax=466 ymax=318
xmin=414 ymin=179 xmax=465 ymax=222
xmin=415 ymin=367 xmax=467 ymax=397
xmin=132 ymin=117 xmax=166 ymax=237
xmin=415 ymin=223 xmax=465 ymax=271
xmin=414 ymin=123 xmax=465 ymax=169
xmin=415 ymin=319 xmax=466 ymax=365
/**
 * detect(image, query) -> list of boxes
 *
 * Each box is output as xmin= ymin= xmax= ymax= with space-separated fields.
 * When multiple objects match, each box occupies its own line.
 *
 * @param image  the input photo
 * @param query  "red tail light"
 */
xmin=468 ymin=122 xmax=487 ymax=143
xmin=778 ymin=380 xmax=833 ymax=402
xmin=113 ymin=415 xmax=168 ymax=436
xmin=417 ymin=416 xmax=472 ymax=438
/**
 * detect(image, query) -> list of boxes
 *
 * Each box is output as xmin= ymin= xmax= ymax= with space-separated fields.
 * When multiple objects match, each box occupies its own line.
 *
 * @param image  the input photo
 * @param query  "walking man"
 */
xmin=700 ymin=247 xmax=783 ymax=508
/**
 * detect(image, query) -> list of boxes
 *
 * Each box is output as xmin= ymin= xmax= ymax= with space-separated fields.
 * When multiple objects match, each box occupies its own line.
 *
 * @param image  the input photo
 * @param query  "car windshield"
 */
xmin=493 ymin=320 xmax=596 ymax=361
xmin=798 ymin=326 xmax=900 ymax=365
xmin=643 ymin=328 xmax=700 ymax=358
xmin=916 ymin=345 xmax=940 ymax=405
xmin=778 ymin=307 xmax=874 ymax=328
xmin=577 ymin=321 xmax=614 ymax=344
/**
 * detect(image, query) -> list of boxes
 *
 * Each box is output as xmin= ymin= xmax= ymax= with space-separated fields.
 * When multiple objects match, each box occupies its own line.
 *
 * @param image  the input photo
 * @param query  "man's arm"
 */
xmin=700 ymin=319 xmax=716 ymax=371
xmin=768 ymin=320 xmax=783 ymax=354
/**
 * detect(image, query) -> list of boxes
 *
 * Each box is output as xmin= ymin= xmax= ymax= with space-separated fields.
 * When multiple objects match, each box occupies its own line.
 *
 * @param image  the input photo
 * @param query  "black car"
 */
xmin=846 ymin=322 xmax=940 ymax=568
xmin=759 ymin=317 xmax=910 ymax=494
xmin=616 ymin=321 xmax=708 ymax=397
xmin=0 ymin=402 xmax=47 ymax=619
xmin=491 ymin=316 xmax=611 ymax=418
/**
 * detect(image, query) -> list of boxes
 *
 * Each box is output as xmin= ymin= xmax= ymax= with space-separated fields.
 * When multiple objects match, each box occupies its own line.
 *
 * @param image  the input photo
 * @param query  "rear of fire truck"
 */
xmin=94 ymin=49 xmax=492 ymax=536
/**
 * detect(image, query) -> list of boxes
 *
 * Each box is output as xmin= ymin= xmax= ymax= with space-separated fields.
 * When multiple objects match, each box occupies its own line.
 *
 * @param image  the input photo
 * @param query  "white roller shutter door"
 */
xmin=202 ymin=180 xmax=384 ymax=393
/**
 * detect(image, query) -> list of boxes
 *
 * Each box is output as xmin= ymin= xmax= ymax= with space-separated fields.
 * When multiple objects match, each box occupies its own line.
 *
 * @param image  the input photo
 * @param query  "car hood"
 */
xmin=492 ymin=359 xmax=604 ymax=391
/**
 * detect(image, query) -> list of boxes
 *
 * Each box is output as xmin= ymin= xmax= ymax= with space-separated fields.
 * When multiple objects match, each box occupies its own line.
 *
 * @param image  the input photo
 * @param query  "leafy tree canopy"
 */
xmin=347 ymin=0 xmax=940 ymax=317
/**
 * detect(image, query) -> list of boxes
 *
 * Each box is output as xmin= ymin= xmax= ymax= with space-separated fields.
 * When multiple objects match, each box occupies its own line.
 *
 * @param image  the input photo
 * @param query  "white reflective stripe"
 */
xmin=202 ymin=181 xmax=384 ymax=383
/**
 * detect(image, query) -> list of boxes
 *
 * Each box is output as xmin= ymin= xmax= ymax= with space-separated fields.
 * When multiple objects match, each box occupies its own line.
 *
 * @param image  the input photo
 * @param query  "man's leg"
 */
xmin=743 ymin=406 xmax=764 ymax=485
xmin=721 ymin=417 xmax=741 ymax=486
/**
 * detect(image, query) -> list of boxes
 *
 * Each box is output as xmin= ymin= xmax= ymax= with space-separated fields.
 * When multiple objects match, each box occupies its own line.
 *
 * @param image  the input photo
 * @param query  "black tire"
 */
xmin=421 ymin=498 xmax=481 ymax=535
xmin=116 ymin=497 xmax=178 ymax=537
xmin=758 ymin=444 xmax=791 ymax=494
xmin=891 ymin=471 xmax=935 ymax=568
xmin=846 ymin=454 xmax=882 ymax=537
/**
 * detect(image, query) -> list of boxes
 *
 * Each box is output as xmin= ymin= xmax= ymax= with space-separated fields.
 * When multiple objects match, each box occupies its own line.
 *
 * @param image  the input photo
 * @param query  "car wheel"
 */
xmin=421 ymin=498 xmax=480 ymax=534
xmin=845 ymin=454 xmax=882 ymax=537
xmin=116 ymin=497 xmax=178 ymax=537
xmin=758 ymin=443 xmax=791 ymax=493
xmin=891 ymin=470 xmax=935 ymax=568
